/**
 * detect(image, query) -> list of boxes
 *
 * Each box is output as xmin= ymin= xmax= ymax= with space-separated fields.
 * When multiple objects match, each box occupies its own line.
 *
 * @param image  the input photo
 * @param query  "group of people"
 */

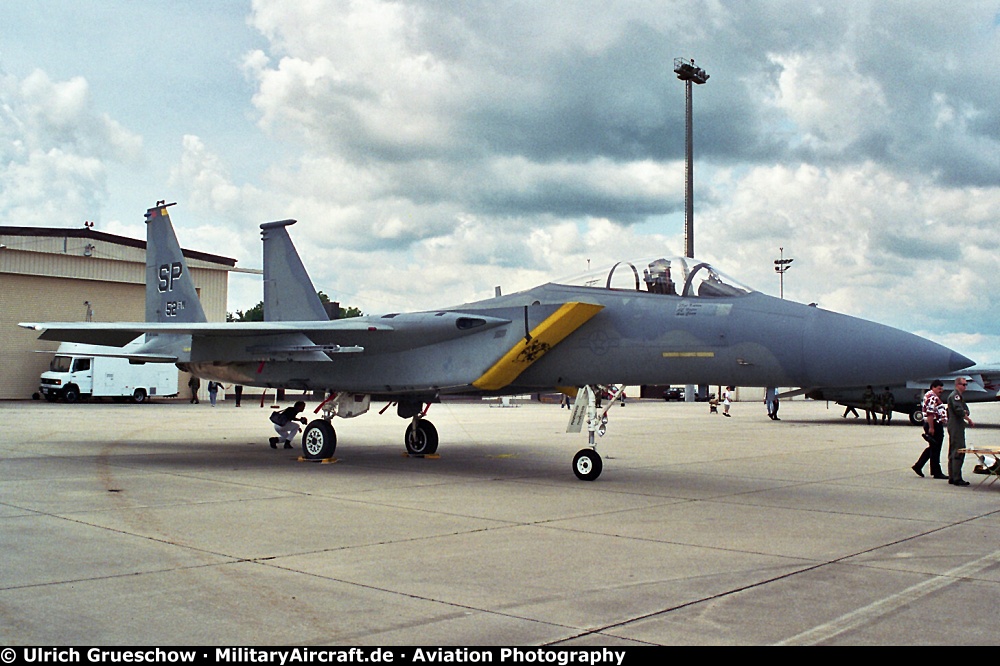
xmin=842 ymin=386 xmax=896 ymax=424
xmin=912 ymin=378 xmax=975 ymax=486
xmin=188 ymin=375 xmax=307 ymax=451
xmin=187 ymin=376 xmax=244 ymax=407
xmin=713 ymin=386 xmax=778 ymax=420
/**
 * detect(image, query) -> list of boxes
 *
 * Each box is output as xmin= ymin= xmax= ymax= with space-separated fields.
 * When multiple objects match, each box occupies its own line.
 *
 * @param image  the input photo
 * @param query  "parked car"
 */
xmin=663 ymin=387 xmax=683 ymax=401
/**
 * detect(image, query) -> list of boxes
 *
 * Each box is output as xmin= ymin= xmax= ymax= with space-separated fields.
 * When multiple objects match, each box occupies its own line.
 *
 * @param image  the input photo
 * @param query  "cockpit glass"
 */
xmin=683 ymin=263 xmax=753 ymax=298
xmin=554 ymin=257 xmax=753 ymax=298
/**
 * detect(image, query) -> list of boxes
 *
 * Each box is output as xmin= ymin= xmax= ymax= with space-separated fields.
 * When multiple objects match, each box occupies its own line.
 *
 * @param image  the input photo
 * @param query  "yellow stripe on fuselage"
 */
xmin=473 ymin=302 xmax=604 ymax=391
xmin=661 ymin=351 xmax=716 ymax=358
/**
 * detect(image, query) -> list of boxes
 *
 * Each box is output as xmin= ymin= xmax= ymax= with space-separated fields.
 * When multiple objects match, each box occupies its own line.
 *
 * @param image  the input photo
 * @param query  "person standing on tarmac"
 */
xmin=862 ymin=385 xmax=876 ymax=425
xmin=188 ymin=375 xmax=200 ymax=404
xmin=947 ymin=378 xmax=975 ymax=486
xmin=912 ymin=380 xmax=948 ymax=479
xmin=881 ymin=387 xmax=895 ymax=425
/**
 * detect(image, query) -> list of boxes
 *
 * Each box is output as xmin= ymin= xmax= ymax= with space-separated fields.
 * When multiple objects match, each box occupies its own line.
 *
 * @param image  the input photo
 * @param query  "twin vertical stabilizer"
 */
xmin=144 ymin=203 xmax=208 ymax=324
xmin=260 ymin=220 xmax=329 ymax=322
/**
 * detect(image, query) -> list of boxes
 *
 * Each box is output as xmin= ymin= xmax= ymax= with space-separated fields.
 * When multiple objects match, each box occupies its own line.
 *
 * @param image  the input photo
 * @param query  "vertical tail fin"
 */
xmin=260 ymin=220 xmax=329 ymax=322
xmin=144 ymin=202 xmax=207 ymax=324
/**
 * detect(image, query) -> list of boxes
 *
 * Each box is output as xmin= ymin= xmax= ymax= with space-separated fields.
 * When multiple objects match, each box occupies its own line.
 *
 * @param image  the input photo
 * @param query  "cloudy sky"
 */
xmin=3 ymin=1 xmax=999 ymax=362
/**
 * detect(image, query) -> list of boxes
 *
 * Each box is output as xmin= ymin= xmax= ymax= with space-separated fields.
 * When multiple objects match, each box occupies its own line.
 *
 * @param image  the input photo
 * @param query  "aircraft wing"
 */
xmin=905 ymin=365 xmax=1000 ymax=395
xmin=20 ymin=319 xmax=393 ymax=346
xmin=20 ymin=312 xmax=514 ymax=361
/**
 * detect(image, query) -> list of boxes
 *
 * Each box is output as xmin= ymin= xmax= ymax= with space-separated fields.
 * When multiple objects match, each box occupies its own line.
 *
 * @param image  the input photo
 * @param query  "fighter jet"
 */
xmin=21 ymin=203 xmax=974 ymax=479
xmin=804 ymin=366 xmax=1000 ymax=425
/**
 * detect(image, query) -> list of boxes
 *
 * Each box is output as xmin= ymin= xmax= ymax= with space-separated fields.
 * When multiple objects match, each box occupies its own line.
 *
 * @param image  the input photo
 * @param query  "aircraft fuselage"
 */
xmin=183 ymin=282 xmax=966 ymax=399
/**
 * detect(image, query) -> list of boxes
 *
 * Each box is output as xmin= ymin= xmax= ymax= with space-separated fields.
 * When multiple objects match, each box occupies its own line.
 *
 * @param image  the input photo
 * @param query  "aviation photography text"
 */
xmin=7 ymin=648 xmax=629 ymax=666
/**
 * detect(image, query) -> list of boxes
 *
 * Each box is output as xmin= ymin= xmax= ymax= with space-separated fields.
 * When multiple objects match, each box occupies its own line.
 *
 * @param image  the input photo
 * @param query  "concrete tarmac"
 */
xmin=2 ymin=397 xmax=999 ymax=646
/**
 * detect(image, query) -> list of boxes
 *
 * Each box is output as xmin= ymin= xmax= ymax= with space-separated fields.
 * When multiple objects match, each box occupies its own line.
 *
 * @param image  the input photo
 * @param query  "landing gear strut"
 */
xmin=301 ymin=392 xmax=371 ymax=460
xmin=567 ymin=384 xmax=623 ymax=481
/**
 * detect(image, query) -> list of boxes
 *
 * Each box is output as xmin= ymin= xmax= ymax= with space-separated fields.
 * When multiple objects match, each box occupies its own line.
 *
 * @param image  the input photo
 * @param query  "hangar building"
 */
xmin=0 ymin=224 xmax=238 ymax=400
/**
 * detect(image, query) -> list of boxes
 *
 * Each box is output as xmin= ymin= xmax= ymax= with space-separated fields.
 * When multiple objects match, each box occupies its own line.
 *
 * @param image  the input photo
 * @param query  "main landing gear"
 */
xmin=398 ymin=399 xmax=438 ymax=455
xmin=300 ymin=394 xmax=440 ymax=460
xmin=567 ymin=384 xmax=623 ymax=481
xmin=404 ymin=418 xmax=438 ymax=455
xmin=300 ymin=392 xmax=371 ymax=461
xmin=302 ymin=420 xmax=337 ymax=459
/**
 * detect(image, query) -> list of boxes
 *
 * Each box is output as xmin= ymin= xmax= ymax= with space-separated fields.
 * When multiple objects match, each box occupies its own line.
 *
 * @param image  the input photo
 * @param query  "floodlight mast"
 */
xmin=673 ymin=57 xmax=709 ymax=259
xmin=674 ymin=58 xmax=710 ymax=404
xmin=774 ymin=247 xmax=794 ymax=299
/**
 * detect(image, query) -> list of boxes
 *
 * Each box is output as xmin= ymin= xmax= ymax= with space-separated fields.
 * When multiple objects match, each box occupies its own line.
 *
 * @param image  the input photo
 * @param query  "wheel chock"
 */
xmin=297 ymin=456 xmax=338 ymax=464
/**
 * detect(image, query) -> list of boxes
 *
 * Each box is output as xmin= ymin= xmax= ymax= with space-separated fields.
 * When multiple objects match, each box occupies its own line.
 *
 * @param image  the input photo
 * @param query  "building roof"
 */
xmin=0 ymin=226 xmax=237 ymax=268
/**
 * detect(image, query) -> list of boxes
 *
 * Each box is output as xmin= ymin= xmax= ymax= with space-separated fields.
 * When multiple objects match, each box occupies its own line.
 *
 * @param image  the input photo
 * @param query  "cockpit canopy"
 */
xmin=555 ymin=257 xmax=753 ymax=298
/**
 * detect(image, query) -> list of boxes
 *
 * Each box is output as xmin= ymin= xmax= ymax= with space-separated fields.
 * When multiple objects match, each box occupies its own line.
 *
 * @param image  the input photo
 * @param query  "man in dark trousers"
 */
xmin=880 ymin=387 xmax=895 ymax=425
xmin=188 ymin=375 xmax=200 ymax=404
xmin=947 ymin=378 xmax=975 ymax=486
xmin=862 ymin=385 xmax=876 ymax=424
xmin=912 ymin=380 xmax=948 ymax=479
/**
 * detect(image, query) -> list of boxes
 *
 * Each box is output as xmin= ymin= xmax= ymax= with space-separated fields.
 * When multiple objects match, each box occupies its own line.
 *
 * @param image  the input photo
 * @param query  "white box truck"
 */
xmin=38 ymin=343 xmax=179 ymax=403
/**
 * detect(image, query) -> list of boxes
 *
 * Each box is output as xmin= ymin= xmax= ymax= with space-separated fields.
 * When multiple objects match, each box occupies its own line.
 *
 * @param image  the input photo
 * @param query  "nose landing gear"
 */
xmin=567 ymin=384 xmax=624 ymax=480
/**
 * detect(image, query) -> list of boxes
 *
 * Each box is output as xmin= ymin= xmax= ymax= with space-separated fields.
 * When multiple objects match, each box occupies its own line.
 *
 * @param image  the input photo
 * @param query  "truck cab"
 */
xmin=40 ymin=354 xmax=93 ymax=402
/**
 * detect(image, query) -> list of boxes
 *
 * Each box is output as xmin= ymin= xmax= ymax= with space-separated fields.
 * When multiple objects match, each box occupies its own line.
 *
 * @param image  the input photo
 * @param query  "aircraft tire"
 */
xmin=302 ymin=420 xmax=336 ymax=459
xmin=404 ymin=420 xmax=438 ymax=455
xmin=909 ymin=408 xmax=923 ymax=426
xmin=572 ymin=448 xmax=603 ymax=481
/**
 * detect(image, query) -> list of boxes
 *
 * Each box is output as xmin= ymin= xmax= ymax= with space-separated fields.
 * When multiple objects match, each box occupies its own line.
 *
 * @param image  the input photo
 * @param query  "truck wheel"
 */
xmin=132 ymin=389 xmax=147 ymax=404
xmin=64 ymin=387 xmax=80 ymax=403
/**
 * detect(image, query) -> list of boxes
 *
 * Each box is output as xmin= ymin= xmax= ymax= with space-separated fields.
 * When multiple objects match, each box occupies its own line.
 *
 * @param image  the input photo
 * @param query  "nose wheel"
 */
xmin=573 ymin=448 xmax=603 ymax=481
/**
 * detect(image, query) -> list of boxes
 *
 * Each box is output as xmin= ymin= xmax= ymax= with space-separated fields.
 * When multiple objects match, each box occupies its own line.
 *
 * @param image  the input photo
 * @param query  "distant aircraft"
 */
xmin=21 ymin=203 xmax=974 ymax=479
xmin=804 ymin=366 xmax=1000 ymax=424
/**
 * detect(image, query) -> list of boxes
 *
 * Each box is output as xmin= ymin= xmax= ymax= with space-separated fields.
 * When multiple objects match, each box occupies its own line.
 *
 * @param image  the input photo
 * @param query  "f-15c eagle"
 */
xmin=21 ymin=203 xmax=973 ymax=480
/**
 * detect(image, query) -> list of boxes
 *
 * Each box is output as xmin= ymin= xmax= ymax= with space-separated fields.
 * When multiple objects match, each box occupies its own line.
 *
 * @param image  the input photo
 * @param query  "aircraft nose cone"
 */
xmin=803 ymin=309 xmax=973 ymax=387
xmin=951 ymin=350 xmax=976 ymax=371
